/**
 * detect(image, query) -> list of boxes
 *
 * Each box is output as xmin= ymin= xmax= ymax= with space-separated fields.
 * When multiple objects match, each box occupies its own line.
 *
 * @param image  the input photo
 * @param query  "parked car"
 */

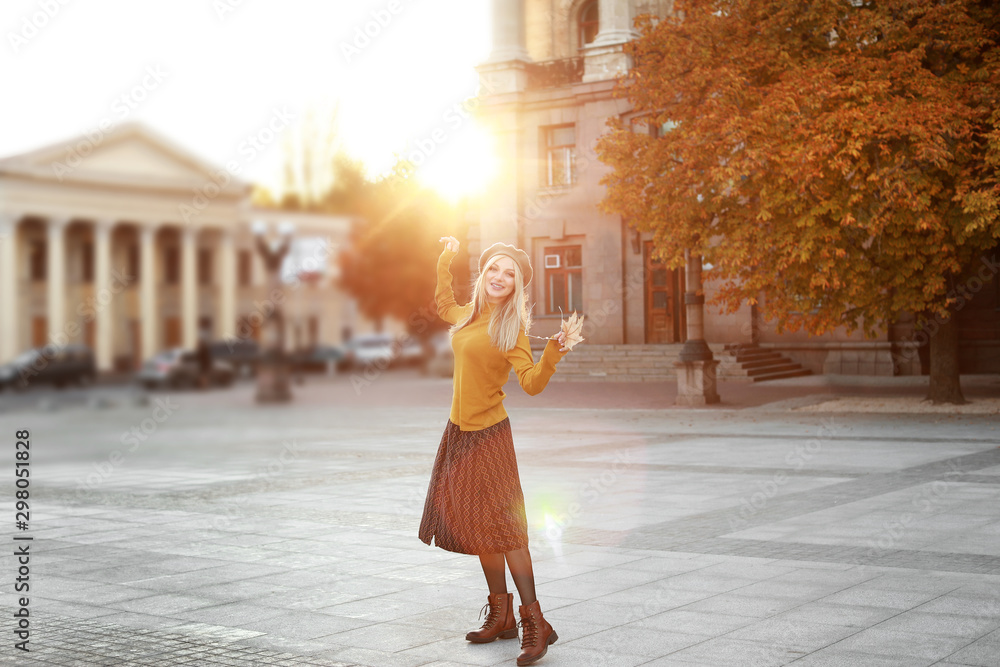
xmin=397 ymin=337 xmax=427 ymax=367
xmin=339 ymin=334 xmax=427 ymax=370
xmin=0 ymin=344 xmax=96 ymax=391
xmin=209 ymin=339 xmax=260 ymax=377
xmin=289 ymin=345 xmax=344 ymax=374
xmin=135 ymin=348 xmax=234 ymax=390
xmin=340 ymin=334 xmax=394 ymax=370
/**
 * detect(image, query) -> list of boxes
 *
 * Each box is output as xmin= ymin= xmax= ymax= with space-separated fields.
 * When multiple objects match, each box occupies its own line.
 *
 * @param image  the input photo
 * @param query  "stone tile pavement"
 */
xmin=1 ymin=372 xmax=999 ymax=665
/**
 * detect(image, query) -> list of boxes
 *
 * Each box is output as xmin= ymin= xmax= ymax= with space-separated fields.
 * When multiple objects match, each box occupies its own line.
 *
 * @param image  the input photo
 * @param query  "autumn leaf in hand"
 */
xmin=560 ymin=311 xmax=585 ymax=351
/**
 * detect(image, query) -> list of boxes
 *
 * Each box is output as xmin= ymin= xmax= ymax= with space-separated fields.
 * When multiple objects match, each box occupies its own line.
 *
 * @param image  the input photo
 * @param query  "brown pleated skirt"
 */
xmin=419 ymin=417 xmax=529 ymax=555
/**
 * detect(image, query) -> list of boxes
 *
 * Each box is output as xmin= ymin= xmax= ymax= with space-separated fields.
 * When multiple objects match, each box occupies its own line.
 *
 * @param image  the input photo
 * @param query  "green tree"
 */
xmin=597 ymin=0 xmax=1000 ymax=403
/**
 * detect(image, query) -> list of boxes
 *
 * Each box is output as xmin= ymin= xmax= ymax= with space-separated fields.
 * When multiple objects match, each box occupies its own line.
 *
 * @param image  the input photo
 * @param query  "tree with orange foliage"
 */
xmin=597 ymin=0 xmax=1000 ymax=403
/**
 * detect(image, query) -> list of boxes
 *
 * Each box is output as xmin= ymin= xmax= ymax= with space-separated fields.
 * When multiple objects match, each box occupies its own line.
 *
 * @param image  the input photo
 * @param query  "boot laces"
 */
xmin=478 ymin=601 xmax=500 ymax=629
xmin=517 ymin=616 xmax=538 ymax=647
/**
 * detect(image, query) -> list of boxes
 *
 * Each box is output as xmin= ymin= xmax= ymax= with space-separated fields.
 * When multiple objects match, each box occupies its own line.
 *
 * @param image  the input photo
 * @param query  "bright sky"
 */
xmin=0 ymin=0 xmax=496 ymax=199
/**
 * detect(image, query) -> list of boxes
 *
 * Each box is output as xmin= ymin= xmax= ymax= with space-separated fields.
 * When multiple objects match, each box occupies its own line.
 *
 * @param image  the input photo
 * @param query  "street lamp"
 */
xmin=252 ymin=220 xmax=293 ymax=403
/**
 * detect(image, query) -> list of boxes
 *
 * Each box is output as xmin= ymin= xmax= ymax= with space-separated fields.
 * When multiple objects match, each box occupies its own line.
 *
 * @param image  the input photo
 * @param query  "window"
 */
xmin=543 ymin=125 xmax=577 ymax=187
xmin=127 ymin=244 xmax=139 ymax=282
xmin=164 ymin=246 xmax=179 ymax=285
xmin=649 ymin=119 xmax=679 ymax=138
xmin=545 ymin=245 xmax=583 ymax=314
xmin=197 ymin=248 xmax=213 ymax=285
xmin=238 ymin=250 xmax=252 ymax=286
xmin=29 ymin=240 xmax=46 ymax=282
xmin=81 ymin=241 xmax=93 ymax=282
xmin=579 ymin=1 xmax=599 ymax=47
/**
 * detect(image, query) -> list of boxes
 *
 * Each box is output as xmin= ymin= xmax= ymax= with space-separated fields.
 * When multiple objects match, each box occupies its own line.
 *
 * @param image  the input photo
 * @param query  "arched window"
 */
xmin=579 ymin=0 xmax=599 ymax=48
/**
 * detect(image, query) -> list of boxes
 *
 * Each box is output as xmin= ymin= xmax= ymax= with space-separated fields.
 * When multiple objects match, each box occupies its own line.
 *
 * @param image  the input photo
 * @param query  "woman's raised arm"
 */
xmin=436 ymin=237 xmax=464 ymax=325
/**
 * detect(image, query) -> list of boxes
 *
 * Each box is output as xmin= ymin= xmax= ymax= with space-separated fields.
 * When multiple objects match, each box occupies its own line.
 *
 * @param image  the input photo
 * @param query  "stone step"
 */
xmin=557 ymin=366 xmax=676 ymax=375
xmin=549 ymin=374 xmax=675 ymax=382
xmin=749 ymin=368 xmax=813 ymax=382
xmin=719 ymin=343 xmax=812 ymax=383
xmin=724 ymin=349 xmax=780 ymax=362
xmin=731 ymin=354 xmax=786 ymax=370
xmin=559 ymin=360 xmax=680 ymax=370
xmin=745 ymin=361 xmax=804 ymax=377
xmin=532 ymin=342 xmax=809 ymax=383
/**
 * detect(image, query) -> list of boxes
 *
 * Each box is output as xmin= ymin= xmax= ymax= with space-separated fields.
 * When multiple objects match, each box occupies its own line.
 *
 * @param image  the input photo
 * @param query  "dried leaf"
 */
xmin=559 ymin=311 xmax=585 ymax=350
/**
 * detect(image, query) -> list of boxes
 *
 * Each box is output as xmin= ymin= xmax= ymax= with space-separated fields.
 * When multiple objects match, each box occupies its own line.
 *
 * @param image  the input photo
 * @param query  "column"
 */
xmin=140 ymin=225 xmax=159 ymax=361
xmin=93 ymin=220 xmax=115 ymax=372
xmin=46 ymin=217 xmax=70 ymax=345
xmin=582 ymin=0 xmax=634 ymax=82
xmin=0 ymin=214 xmax=19 ymax=362
xmin=181 ymin=226 xmax=198 ymax=350
xmin=478 ymin=0 xmax=530 ymax=94
xmin=218 ymin=230 xmax=236 ymax=339
xmin=675 ymin=250 xmax=720 ymax=405
xmin=592 ymin=0 xmax=634 ymax=46
xmin=486 ymin=0 xmax=529 ymax=63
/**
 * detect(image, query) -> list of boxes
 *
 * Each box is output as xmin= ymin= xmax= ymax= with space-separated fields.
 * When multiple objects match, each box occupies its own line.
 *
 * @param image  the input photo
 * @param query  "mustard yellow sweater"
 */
xmin=437 ymin=248 xmax=566 ymax=431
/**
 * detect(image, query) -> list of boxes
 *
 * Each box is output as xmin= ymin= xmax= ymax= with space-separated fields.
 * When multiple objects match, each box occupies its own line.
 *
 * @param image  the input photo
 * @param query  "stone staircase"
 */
xmin=545 ymin=344 xmax=684 ymax=382
xmin=531 ymin=342 xmax=811 ymax=382
xmin=717 ymin=343 xmax=812 ymax=382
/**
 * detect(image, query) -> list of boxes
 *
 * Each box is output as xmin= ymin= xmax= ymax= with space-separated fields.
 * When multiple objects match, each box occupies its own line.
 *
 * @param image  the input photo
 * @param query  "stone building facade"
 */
xmin=473 ymin=0 xmax=1000 ymax=375
xmin=0 ymin=124 xmax=358 ymax=374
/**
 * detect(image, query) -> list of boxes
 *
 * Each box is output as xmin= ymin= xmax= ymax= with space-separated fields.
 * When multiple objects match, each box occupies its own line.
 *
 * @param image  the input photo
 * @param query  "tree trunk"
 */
xmin=926 ymin=313 xmax=966 ymax=404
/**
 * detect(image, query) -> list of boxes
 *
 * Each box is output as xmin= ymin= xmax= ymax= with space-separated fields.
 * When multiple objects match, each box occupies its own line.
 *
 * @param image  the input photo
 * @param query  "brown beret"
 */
xmin=479 ymin=242 xmax=532 ymax=287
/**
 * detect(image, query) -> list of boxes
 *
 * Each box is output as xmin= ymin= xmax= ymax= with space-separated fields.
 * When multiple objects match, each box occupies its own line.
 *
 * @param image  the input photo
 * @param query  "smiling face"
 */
xmin=484 ymin=255 xmax=517 ymax=304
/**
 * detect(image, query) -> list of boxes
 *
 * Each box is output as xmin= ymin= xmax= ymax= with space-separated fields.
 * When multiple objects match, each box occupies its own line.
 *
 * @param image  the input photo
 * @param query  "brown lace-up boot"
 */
xmin=466 ymin=592 xmax=517 ymax=643
xmin=516 ymin=600 xmax=558 ymax=665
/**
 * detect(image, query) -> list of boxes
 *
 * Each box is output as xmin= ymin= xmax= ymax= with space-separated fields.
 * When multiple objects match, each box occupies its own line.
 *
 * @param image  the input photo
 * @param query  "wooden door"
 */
xmin=644 ymin=242 xmax=686 ymax=343
xmin=31 ymin=317 xmax=47 ymax=348
xmin=164 ymin=317 xmax=181 ymax=348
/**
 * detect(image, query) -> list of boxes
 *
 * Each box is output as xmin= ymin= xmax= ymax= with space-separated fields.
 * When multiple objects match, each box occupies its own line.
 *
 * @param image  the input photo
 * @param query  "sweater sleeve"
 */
xmin=505 ymin=332 xmax=567 ymax=396
xmin=436 ymin=249 xmax=465 ymax=325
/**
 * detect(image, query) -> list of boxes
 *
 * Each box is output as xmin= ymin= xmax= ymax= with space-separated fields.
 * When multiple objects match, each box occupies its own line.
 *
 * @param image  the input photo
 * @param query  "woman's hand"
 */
xmin=554 ymin=330 xmax=570 ymax=353
xmin=439 ymin=236 xmax=459 ymax=253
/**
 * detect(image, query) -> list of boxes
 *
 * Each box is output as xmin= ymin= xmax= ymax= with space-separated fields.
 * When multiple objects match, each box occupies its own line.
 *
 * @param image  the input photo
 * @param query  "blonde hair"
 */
xmin=451 ymin=253 xmax=531 ymax=351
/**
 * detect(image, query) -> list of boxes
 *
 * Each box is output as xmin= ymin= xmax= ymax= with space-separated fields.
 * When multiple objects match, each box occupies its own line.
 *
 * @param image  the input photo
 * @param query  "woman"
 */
xmin=419 ymin=236 xmax=571 ymax=666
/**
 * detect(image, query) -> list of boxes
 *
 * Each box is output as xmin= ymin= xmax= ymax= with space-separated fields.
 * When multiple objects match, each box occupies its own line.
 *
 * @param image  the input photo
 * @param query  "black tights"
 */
xmin=478 ymin=546 xmax=536 ymax=607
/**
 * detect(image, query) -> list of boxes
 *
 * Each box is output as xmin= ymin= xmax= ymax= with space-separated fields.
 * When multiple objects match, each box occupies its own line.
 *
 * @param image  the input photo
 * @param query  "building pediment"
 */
xmin=0 ymin=123 xmax=248 ymax=195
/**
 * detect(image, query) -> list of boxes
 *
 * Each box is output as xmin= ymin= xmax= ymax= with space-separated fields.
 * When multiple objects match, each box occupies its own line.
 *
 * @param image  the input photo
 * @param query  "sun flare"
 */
xmin=415 ymin=122 xmax=499 ymax=202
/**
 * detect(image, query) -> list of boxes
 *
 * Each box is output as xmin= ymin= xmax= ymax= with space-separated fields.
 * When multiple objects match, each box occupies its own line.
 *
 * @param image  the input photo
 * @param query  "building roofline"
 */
xmin=0 ymin=122 xmax=252 ymax=196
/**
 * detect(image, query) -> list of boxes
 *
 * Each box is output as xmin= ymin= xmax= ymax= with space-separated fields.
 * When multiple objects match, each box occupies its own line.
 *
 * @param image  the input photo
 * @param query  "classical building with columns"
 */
xmin=0 ymin=124 xmax=358 ymax=374
xmin=472 ymin=0 xmax=1000 ymax=377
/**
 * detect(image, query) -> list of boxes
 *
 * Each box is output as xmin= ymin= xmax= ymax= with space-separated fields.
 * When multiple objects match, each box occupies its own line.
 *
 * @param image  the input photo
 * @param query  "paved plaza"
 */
xmin=1 ymin=372 xmax=999 ymax=666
